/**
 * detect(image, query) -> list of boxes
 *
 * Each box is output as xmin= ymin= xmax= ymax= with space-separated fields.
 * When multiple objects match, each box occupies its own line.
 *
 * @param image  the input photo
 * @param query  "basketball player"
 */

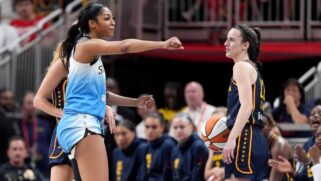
xmin=53 ymin=2 xmax=182 ymax=180
xmin=34 ymin=43 xmax=156 ymax=180
xmin=222 ymin=24 xmax=269 ymax=181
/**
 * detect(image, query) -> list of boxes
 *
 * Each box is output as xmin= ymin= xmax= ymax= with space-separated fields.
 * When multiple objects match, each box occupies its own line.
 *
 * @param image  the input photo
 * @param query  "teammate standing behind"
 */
xmin=222 ymin=24 xmax=269 ymax=181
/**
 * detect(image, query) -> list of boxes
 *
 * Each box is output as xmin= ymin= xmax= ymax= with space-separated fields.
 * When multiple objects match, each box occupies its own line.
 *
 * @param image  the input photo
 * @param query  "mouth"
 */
xmin=311 ymin=120 xmax=320 ymax=128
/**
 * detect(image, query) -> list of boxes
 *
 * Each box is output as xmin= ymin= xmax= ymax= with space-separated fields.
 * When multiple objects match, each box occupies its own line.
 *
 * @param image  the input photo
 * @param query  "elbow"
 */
xmin=241 ymin=103 xmax=253 ymax=114
xmin=33 ymin=96 xmax=41 ymax=109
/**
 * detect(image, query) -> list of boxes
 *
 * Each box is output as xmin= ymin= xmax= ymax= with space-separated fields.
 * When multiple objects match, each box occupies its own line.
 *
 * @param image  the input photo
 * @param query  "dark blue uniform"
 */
xmin=48 ymin=79 xmax=70 ymax=167
xmin=171 ymin=134 xmax=208 ymax=181
xmin=225 ymin=72 xmax=269 ymax=181
xmin=140 ymin=135 xmax=176 ymax=181
xmin=112 ymin=138 xmax=146 ymax=181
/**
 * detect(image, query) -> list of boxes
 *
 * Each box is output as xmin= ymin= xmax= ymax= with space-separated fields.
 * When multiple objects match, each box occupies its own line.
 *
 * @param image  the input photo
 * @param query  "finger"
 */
xmin=227 ymin=149 xmax=232 ymax=164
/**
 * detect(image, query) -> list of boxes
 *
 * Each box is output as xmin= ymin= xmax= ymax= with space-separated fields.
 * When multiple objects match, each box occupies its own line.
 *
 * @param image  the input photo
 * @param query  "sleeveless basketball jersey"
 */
xmin=63 ymin=37 xmax=106 ymax=120
xmin=52 ymin=78 xmax=67 ymax=111
xmin=226 ymin=71 xmax=265 ymax=129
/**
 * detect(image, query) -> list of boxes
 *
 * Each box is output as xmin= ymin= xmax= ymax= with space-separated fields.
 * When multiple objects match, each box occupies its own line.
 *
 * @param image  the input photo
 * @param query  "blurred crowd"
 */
xmin=0 ymin=77 xmax=321 ymax=181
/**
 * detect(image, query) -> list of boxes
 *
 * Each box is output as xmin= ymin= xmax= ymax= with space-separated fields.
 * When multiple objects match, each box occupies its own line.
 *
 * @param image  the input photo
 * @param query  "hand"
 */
xmin=268 ymin=155 xmax=294 ymax=174
xmin=283 ymin=94 xmax=295 ymax=108
xmin=208 ymin=167 xmax=224 ymax=181
xmin=105 ymin=105 xmax=116 ymax=134
xmin=308 ymin=145 xmax=321 ymax=165
xmin=222 ymin=137 xmax=236 ymax=164
xmin=163 ymin=37 xmax=184 ymax=50
xmin=295 ymin=144 xmax=309 ymax=163
xmin=137 ymin=95 xmax=155 ymax=109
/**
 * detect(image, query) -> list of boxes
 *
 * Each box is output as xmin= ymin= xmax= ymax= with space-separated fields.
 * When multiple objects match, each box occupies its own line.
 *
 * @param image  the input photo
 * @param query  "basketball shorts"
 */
xmin=225 ymin=124 xmax=269 ymax=181
xmin=57 ymin=113 xmax=105 ymax=153
xmin=49 ymin=127 xmax=71 ymax=167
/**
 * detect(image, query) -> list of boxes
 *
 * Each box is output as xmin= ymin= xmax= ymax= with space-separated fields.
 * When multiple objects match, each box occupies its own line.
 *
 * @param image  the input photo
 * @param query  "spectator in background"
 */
xmin=112 ymin=120 xmax=146 ymax=181
xmin=0 ymin=136 xmax=44 ymax=181
xmin=183 ymin=81 xmax=216 ymax=134
xmin=159 ymin=81 xmax=184 ymax=125
xmin=171 ymin=112 xmax=208 ymax=181
xmin=17 ymin=92 xmax=52 ymax=178
xmin=139 ymin=112 xmax=176 ymax=181
xmin=0 ymin=88 xmax=18 ymax=115
xmin=273 ymin=78 xmax=308 ymax=124
xmin=0 ymin=7 xmax=20 ymax=51
xmin=10 ymin=0 xmax=50 ymax=45
xmin=136 ymin=94 xmax=158 ymax=139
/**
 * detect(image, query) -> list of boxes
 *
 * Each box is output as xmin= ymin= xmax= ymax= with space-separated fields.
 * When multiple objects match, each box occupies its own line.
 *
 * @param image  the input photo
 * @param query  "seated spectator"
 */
xmin=112 ymin=120 xmax=146 ymax=181
xmin=0 ymin=88 xmax=18 ymax=116
xmin=262 ymin=112 xmax=293 ymax=181
xmin=268 ymin=105 xmax=321 ymax=181
xmin=183 ymin=81 xmax=216 ymax=134
xmin=159 ymin=81 xmax=185 ymax=131
xmin=10 ymin=0 xmax=50 ymax=45
xmin=17 ymin=92 xmax=52 ymax=178
xmin=139 ymin=112 xmax=177 ymax=180
xmin=171 ymin=112 xmax=208 ymax=181
xmin=0 ymin=8 xmax=20 ymax=52
xmin=0 ymin=136 xmax=44 ymax=181
xmin=273 ymin=78 xmax=308 ymax=124
xmin=136 ymin=94 xmax=158 ymax=139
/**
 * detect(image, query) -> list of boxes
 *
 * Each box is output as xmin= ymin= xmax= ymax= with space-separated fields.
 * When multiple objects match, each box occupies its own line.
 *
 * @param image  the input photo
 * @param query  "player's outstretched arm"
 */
xmin=107 ymin=91 xmax=154 ymax=109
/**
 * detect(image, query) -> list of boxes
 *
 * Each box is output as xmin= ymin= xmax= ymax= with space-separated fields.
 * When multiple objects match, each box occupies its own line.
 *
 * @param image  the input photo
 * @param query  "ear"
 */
xmin=88 ymin=20 xmax=97 ymax=30
xmin=242 ymin=41 xmax=249 ymax=50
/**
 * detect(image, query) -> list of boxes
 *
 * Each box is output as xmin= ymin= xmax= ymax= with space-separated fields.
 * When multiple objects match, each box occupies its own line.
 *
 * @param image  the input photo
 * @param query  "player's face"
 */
xmin=309 ymin=105 xmax=321 ymax=132
xmin=315 ymin=126 xmax=321 ymax=149
xmin=93 ymin=7 xmax=115 ymax=38
xmin=7 ymin=140 xmax=27 ymax=165
xmin=224 ymin=28 xmax=246 ymax=60
xmin=144 ymin=117 xmax=164 ymax=142
xmin=114 ymin=126 xmax=135 ymax=150
xmin=171 ymin=118 xmax=194 ymax=143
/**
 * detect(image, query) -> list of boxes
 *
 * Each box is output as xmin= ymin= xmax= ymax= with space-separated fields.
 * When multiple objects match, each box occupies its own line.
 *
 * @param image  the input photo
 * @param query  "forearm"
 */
xmin=228 ymin=105 xmax=252 ymax=140
xmin=108 ymin=92 xmax=138 ymax=107
xmin=288 ymin=105 xmax=308 ymax=124
xmin=120 ymin=39 xmax=164 ymax=53
xmin=33 ymin=97 xmax=63 ymax=118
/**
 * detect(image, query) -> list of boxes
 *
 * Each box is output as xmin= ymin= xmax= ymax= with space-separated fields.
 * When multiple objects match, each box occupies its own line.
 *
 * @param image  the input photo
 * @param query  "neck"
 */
xmin=87 ymin=32 xmax=99 ymax=39
xmin=190 ymin=101 xmax=204 ymax=110
xmin=233 ymin=53 xmax=249 ymax=63
xmin=10 ymin=160 xmax=24 ymax=168
xmin=23 ymin=14 xmax=36 ymax=21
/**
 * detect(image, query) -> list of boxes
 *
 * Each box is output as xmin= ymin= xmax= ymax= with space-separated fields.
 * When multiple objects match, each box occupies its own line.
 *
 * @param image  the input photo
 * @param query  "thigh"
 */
xmin=50 ymin=165 xmax=73 ymax=181
xmin=75 ymin=135 xmax=109 ymax=181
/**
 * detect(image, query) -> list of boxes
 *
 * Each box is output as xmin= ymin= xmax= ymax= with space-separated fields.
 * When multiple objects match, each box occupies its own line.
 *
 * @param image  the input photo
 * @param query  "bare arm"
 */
xmin=107 ymin=92 xmax=154 ymax=109
xmin=75 ymin=37 xmax=183 ymax=63
xmin=204 ymin=151 xmax=214 ymax=179
xmin=33 ymin=60 xmax=67 ymax=118
xmin=223 ymin=62 xmax=255 ymax=164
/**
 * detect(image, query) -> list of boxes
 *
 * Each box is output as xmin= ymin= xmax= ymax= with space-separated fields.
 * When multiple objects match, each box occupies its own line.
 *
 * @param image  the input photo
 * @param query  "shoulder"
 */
xmin=164 ymin=135 xmax=177 ymax=146
xmin=192 ymin=139 xmax=208 ymax=152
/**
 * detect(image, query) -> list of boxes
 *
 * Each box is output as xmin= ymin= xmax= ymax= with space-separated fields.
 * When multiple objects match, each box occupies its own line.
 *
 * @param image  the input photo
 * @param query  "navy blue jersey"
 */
xmin=112 ymin=138 xmax=146 ymax=181
xmin=226 ymin=72 xmax=265 ymax=129
xmin=49 ymin=78 xmax=69 ymax=167
xmin=52 ymin=79 xmax=67 ymax=113
xmin=171 ymin=134 xmax=208 ymax=181
xmin=140 ymin=135 xmax=176 ymax=181
xmin=294 ymin=137 xmax=315 ymax=181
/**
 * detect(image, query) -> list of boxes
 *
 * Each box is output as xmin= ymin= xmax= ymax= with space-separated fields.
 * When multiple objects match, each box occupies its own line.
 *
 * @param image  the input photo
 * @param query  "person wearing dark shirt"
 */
xmin=0 ymin=136 xmax=44 ymax=181
xmin=139 ymin=112 xmax=177 ymax=181
xmin=112 ymin=120 xmax=146 ymax=181
xmin=171 ymin=112 xmax=208 ymax=181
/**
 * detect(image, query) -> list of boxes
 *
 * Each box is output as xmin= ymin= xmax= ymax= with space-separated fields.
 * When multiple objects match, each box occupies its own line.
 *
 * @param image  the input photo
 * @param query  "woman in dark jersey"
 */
xmin=222 ymin=24 xmax=269 ymax=181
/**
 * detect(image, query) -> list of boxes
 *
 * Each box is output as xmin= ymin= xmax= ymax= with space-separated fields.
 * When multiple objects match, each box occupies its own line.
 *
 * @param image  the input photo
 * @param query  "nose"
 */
xmin=224 ymin=40 xmax=228 ymax=47
xmin=111 ymin=19 xmax=116 ymax=26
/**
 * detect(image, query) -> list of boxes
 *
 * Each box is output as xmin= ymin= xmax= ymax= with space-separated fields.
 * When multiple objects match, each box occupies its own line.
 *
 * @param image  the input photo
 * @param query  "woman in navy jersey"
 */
xmin=171 ymin=112 xmax=208 ymax=181
xmin=222 ymin=24 xmax=269 ymax=181
xmin=112 ymin=120 xmax=146 ymax=181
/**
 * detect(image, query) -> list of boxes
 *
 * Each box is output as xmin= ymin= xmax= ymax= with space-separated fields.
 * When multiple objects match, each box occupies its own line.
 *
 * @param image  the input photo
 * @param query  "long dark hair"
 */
xmin=234 ymin=24 xmax=261 ymax=64
xmin=59 ymin=3 xmax=105 ymax=70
